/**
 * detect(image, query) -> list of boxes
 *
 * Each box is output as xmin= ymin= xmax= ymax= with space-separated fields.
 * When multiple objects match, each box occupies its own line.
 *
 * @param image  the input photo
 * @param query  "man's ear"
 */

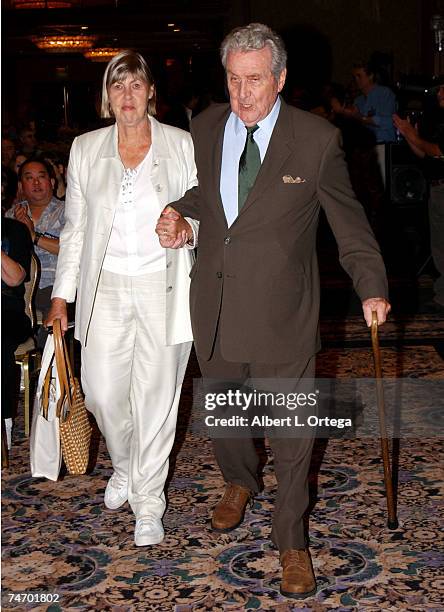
xmin=277 ymin=69 xmax=287 ymax=93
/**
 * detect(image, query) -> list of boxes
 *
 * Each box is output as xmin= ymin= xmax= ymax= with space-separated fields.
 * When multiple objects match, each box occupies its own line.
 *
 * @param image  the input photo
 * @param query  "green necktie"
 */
xmin=238 ymin=124 xmax=261 ymax=212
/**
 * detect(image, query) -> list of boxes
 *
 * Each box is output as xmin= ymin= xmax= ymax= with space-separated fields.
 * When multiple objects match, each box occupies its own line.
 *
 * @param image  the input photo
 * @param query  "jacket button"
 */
xmin=224 ymin=236 xmax=231 ymax=244
xmin=216 ymin=272 xmax=222 ymax=278
xmin=166 ymin=285 xmax=173 ymax=292
xmin=166 ymin=261 xmax=172 ymax=268
xmin=156 ymin=184 xmax=162 ymax=192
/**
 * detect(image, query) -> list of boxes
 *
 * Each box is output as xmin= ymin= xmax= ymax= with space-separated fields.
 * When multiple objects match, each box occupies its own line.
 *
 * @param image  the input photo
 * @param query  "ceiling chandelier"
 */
xmin=84 ymin=48 xmax=122 ymax=62
xmin=12 ymin=1 xmax=75 ymax=7
xmin=31 ymin=34 xmax=97 ymax=52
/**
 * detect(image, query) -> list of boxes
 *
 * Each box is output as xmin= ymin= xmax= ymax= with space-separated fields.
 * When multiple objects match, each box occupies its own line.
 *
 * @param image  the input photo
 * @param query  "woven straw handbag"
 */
xmin=53 ymin=320 xmax=91 ymax=475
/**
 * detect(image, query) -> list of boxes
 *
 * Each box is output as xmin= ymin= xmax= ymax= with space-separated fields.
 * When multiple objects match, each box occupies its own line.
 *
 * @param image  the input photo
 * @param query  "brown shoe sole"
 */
xmin=279 ymin=585 xmax=317 ymax=599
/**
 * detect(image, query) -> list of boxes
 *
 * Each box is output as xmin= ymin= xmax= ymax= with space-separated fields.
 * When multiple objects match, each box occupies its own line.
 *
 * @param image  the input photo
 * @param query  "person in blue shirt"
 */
xmin=349 ymin=60 xmax=397 ymax=143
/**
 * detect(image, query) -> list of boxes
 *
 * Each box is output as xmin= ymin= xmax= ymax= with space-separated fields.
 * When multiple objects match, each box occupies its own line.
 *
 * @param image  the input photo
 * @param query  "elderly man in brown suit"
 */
xmin=156 ymin=23 xmax=390 ymax=599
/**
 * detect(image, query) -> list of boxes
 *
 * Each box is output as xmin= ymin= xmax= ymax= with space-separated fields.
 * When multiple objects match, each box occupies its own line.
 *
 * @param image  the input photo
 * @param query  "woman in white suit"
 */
xmin=46 ymin=50 xmax=198 ymax=546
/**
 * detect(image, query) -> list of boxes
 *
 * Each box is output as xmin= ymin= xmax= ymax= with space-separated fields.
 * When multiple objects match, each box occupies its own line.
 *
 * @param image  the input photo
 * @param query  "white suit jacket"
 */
xmin=52 ymin=117 xmax=198 ymax=346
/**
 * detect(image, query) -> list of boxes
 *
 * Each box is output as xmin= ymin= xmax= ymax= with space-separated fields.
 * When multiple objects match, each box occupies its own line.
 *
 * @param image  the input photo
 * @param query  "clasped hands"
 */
xmin=12 ymin=204 xmax=36 ymax=241
xmin=155 ymin=206 xmax=192 ymax=249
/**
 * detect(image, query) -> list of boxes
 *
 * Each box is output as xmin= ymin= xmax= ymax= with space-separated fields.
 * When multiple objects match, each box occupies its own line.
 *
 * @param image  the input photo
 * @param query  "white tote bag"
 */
xmin=30 ymin=334 xmax=62 ymax=481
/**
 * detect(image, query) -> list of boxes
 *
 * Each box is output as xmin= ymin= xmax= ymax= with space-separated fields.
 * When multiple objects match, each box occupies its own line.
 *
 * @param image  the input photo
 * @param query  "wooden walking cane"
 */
xmin=371 ymin=311 xmax=399 ymax=529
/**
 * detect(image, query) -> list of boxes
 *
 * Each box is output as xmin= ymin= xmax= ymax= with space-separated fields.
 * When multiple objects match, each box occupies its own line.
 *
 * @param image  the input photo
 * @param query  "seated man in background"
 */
xmin=6 ymin=157 xmax=65 ymax=345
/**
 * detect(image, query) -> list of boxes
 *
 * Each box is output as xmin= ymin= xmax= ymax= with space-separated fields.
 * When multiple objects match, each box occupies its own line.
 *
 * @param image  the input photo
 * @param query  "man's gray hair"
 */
xmin=220 ymin=23 xmax=287 ymax=80
xmin=101 ymin=49 xmax=156 ymax=118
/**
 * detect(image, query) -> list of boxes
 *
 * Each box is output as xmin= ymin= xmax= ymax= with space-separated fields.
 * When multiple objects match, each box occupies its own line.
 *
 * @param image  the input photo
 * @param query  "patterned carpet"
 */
xmin=2 ymin=310 xmax=443 ymax=611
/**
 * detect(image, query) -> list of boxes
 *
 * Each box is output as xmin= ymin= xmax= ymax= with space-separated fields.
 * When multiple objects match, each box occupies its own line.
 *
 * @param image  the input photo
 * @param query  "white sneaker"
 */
xmin=104 ymin=474 xmax=128 ymax=510
xmin=134 ymin=516 xmax=164 ymax=546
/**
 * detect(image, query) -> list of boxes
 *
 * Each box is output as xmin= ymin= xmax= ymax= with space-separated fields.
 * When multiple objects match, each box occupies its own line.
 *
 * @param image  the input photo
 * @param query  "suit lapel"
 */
xmin=98 ymin=123 xmax=123 ymax=216
xmin=208 ymin=107 xmax=230 ymax=229
xmin=149 ymin=116 xmax=172 ymax=209
xmin=150 ymin=115 xmax=171 ymax=165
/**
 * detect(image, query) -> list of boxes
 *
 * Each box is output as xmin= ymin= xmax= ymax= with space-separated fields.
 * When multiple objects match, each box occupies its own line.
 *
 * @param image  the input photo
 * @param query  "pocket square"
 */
xmin=282 ymin=175 xmax=306 ymax=184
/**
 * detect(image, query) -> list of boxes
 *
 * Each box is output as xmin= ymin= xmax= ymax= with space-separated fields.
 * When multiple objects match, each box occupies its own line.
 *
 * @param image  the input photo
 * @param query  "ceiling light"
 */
xmin=31 ymin=34 xmax=97 ymax=53
xmin=84 ymin=47 xmax=123 ymax=62
xmin=13 ymin=1 xmax=75 ymax=7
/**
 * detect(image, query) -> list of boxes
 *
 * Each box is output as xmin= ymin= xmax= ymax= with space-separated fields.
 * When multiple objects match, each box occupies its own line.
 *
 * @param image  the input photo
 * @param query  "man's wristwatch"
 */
xmin=34 ymin=231 xmax=44 ymax=246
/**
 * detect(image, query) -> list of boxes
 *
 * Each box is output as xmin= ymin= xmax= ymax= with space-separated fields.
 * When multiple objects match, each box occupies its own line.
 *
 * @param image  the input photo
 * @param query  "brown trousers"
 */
xmin=197 ymin=330 xmax=316 ymax=552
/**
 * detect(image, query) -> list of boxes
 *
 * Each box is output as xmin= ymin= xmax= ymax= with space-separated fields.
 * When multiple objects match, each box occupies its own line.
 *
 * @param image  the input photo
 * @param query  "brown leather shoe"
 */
xmin=280 ymin=549 xmax=317 ymax=599
xmin=211 ymin=483 xmax=252 ymax=532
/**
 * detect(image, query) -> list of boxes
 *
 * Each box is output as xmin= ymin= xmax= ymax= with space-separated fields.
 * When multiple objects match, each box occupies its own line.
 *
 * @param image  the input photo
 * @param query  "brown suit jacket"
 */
xmin=172 ymin=99 xmax=388 ymax=364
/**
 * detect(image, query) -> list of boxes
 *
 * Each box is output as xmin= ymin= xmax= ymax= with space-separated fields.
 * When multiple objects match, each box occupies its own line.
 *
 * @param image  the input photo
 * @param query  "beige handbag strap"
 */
xmin=53 ymin=320 xmax=74 ymax=417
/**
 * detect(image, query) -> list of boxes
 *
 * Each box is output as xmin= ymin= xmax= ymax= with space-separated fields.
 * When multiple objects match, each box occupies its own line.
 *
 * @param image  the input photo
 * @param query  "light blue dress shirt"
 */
xmin=354 ymin=85 xmax=397 ymax=143
xmin=220 ymin=97 xmax=281 ymax=227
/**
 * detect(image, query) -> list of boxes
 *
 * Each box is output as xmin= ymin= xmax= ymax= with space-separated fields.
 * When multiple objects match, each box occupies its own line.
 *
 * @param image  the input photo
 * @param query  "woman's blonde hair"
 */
xmin=101 ymin=49 xmax=156 ymax=118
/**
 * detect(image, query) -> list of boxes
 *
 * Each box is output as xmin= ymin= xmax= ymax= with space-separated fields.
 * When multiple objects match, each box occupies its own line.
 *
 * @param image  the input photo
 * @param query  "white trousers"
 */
xmin=81 ymin=268 xmax=192 ymax=519
xmin=376 ymin=143 xmax=386 ymax=188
